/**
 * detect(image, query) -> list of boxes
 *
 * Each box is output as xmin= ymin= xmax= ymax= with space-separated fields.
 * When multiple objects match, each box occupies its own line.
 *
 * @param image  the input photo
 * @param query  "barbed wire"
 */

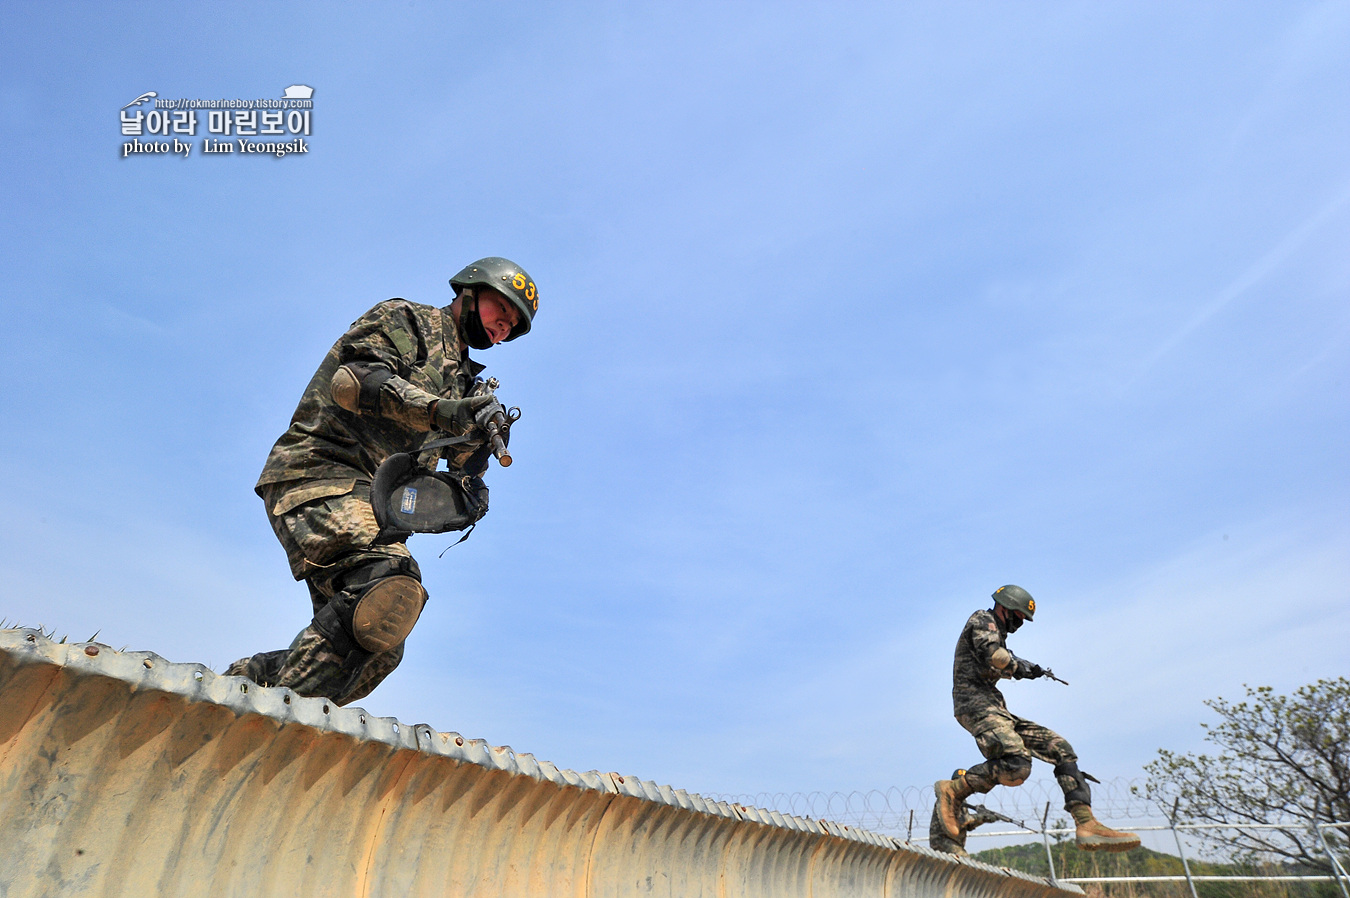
xmin=711 ymin=777 xmax=1165 ymax=837
xmin=709 ymin=779 xmax=1349 ymax=876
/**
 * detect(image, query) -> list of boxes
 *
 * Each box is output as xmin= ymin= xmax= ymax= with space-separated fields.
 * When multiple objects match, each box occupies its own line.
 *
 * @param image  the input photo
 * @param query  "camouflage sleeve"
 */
xmin=336 ymin=301 xmax=441 ymax=431
xmin=968 ymin=614 xmax=1007 ymax=671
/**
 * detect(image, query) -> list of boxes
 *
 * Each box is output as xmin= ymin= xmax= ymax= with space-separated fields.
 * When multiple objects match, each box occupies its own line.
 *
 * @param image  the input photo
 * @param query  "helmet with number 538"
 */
xmin=992 ymin=584 xmax=1035 ymax=620
xmin=450 ymin=257 xmax=538 ymax=341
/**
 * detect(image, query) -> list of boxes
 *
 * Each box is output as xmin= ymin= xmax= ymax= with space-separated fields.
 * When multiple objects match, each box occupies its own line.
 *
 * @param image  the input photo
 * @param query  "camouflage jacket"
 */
xmin=256 ymin=299 xmax=487 ymax=499
xmin=951 ymin=608 xmax=1012 ymax=724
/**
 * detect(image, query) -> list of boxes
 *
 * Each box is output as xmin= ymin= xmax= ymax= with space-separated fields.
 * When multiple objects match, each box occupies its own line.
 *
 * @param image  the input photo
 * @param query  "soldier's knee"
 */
xmin=962 ymin=763 xmax=997 ymax=794
xmin=1054 ymin=761 xmax=1092 ymax=807
xmin=313 ymin=555 xmax=428 ymax=655
xmin=995 ymin=755 xmax=1033 ymax=787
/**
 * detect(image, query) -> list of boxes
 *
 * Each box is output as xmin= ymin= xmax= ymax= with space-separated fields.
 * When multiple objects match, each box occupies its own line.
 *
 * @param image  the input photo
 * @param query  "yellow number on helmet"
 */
xmin=1027 ymin=599 xmax=1036 ymax=613
xmin=512 ymin=273 xmax=526 ymax=290
xmin=525 ymin=283 xmax=536 ymax=302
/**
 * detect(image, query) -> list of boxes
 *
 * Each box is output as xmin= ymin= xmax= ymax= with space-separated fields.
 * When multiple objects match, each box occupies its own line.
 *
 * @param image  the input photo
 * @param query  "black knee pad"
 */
xmin=1054 ymin=761 xmax=1092 ymax=808
xmin=313 ymin=555 xmax=427 ymax=655
xmin=994 ymin=755 xmax=1033 ymax=787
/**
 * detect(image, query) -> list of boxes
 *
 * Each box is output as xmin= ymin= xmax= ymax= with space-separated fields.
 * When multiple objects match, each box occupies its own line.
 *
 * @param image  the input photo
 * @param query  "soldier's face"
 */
xmin=996 ymin=604 xmax=1025 ymax=632
xmin=478 ymin=289 xmax=520 ymax=344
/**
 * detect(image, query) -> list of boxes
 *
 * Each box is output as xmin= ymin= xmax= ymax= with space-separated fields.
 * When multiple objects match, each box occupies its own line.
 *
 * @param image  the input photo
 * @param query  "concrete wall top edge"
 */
xmin=0 ymin=628 xmax=1080 ymax=895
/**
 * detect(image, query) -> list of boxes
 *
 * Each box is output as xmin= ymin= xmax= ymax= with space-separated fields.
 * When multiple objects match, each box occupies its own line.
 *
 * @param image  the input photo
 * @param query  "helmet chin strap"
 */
xmin=458 ymin=288 xmax=494 ymax=351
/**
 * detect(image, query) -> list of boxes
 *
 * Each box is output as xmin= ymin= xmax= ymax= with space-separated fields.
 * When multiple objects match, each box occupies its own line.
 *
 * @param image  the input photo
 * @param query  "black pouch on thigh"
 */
xmin=312 ymin=556 xmax=428 ymax=656
xmin=370 ymin=451 xmax=488 ymax=541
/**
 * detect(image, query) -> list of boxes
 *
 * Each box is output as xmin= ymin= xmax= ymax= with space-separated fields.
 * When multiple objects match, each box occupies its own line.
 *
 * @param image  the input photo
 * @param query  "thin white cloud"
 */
xmin=1134 ymin=183 xmax=1350 ymax=379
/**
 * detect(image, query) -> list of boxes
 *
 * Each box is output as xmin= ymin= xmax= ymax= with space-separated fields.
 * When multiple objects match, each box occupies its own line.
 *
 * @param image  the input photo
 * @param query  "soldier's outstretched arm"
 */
xmin=1009 ymin=654 xmax=1045 ymax=679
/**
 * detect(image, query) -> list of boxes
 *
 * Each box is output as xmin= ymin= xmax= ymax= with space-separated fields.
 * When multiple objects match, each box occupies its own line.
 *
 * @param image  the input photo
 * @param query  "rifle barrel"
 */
xmin=486 ymin=418 xmax=512 ymax=467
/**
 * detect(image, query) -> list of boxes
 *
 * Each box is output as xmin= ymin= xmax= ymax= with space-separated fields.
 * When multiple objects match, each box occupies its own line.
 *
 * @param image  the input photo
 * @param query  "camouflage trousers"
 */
xmin=226 ymin=626 xmax=404 ymax=706
xmin=225 ymin=478 xmax=420 ymax=706
xmin=957 ymin=706 xmax=1079 ymax=799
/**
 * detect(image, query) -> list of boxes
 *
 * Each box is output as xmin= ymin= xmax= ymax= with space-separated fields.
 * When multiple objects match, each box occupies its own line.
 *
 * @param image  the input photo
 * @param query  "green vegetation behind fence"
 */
xmin=973 ymin=842 xmax=1342 ymax=898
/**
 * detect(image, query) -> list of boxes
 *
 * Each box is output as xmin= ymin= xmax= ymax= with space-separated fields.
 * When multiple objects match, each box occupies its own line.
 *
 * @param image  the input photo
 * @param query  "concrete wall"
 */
xmin=0 ymin=629 xmax=1080 ymax=898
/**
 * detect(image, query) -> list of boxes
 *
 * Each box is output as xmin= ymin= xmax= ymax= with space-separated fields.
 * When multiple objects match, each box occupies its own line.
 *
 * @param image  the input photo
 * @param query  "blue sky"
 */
xmin=1 ymin=2 xmax=1347 ymax=806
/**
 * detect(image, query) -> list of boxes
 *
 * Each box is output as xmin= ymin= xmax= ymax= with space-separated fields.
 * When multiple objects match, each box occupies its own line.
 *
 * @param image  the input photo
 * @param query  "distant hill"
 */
xmin=972 ymin=841 xmax=1339 ymax=898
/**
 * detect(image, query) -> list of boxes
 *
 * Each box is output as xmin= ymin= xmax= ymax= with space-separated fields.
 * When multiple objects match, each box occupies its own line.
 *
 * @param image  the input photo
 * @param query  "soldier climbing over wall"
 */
xmin=224 ymin=257 xmax=539 ymax=706
xmin=931 ymin=585 xmax=1141 ymax=854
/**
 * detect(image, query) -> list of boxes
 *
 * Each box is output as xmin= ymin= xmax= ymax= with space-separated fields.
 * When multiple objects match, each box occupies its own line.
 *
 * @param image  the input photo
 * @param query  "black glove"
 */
xmin=432 ymin=395 xmax=494 ymax=434
xmin=472 ymin=394 xmax=507 ymax=430
xmin=1012 ymin=656 xmax=1045 ymax=679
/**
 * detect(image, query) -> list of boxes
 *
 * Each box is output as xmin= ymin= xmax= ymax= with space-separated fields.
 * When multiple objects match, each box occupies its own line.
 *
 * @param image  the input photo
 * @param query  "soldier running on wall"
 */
xmin=931 ymin=585 xmax=1141 ymax=853
xmin=224 ymin=257 xmax=539 ymax=706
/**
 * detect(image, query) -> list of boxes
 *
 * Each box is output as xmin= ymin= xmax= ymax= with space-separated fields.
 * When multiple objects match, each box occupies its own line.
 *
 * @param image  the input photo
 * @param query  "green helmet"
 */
xmin=450 ymin=257 xmax=538 ymax=341
xmin=992 ymin=584 xmax=1035 ymax=620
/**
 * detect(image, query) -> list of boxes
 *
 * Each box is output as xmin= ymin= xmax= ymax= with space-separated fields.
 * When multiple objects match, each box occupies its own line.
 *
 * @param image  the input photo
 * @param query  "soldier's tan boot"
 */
xmin=1070 ymin=803 xmax=1141 ymax=852
xmin=933 ymin=774 xmax=975 ymax=842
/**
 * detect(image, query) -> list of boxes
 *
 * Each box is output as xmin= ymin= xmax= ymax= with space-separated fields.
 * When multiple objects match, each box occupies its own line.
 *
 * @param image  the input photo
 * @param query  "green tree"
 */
xmin=1143 ymin=678 xmax=1350 ymax=873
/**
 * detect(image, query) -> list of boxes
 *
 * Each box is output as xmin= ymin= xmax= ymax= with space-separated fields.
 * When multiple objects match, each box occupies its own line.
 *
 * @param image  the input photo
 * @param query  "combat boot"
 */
xmin=933 ymin=773 xmax=975 ymax=842
xmin=223 ymin=650 xmax=288 ymax=687
xmin=1070 ymin=803 xmax=1140 ymax=852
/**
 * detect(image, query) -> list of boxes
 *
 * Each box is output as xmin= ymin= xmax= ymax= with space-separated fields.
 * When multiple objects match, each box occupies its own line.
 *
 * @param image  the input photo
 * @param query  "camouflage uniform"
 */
xmin=928 ymin=796 xmax=1005 ymax=857
xmin=929 ymin=795 xmax=973 ymax=856
xmin=934 ymin=599 xmax=1140 ymax=854
xmin=952 ymin=609 xmax=1081 ymax=802
xmin=226 ymin=299 xmax=489 ymax=705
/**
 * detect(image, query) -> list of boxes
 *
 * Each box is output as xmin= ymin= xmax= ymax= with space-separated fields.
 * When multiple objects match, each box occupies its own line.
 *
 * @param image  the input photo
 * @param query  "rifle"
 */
xmin=1009 ymin=656 xmax=1069 ymax=683
xmin=964 ymin=803 xmax=1037 ymax=833
xmin=1000 ymin=657 xmax=1070 ymax=686
xmin=470 ymin=377 xmax=522 ymax=467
